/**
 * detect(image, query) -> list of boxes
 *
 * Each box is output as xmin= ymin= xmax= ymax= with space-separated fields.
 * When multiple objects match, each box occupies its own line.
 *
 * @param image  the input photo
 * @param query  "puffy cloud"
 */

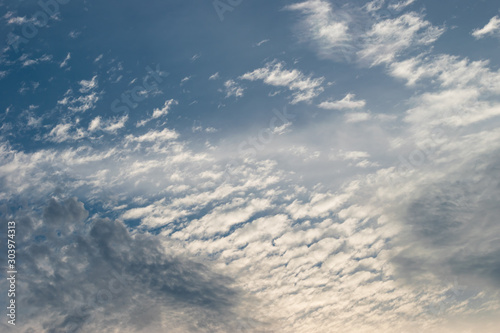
xmin=2 ymin=107 xmax=500 ymax=331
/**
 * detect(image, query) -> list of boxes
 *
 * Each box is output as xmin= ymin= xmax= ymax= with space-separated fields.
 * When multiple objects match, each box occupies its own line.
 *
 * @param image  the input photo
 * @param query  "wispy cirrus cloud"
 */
xmin=60 ymin=52 xmax=71 ymax=68
xmin=287 ymin=0 xmax=444 ymax=66
xmin=57 ymin=76 xmax=101 ymax=113
xmin=240 ymin=60 xmax=324 ymax=104
xmin=79 ymin=75 xmax=98 ymax=93
xmin=388 ymin=0 xmax=416 ymax=12
xmin=285 ymin=0 xmax=351 ymax=60
xmin=472 ymin=15 xmax=500 ymax=39
xmin=357 ymin=12 xmax=444 ymax=66
xmin=318 ymin=93 xmax=366 ymax=110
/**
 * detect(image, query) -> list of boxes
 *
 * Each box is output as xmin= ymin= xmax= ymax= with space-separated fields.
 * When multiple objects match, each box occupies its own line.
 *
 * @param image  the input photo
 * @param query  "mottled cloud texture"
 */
xmin=1 ymin=0 xmax=500 ymax=332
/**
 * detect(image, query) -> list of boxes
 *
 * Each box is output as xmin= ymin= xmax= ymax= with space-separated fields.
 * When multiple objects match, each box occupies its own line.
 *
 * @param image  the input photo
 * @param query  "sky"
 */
xmin=1 ymin=0 xmax=500 ymax=332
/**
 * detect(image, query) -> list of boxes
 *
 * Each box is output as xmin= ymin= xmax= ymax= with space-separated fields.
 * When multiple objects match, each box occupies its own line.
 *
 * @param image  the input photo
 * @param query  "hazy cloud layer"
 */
xmin=1 ymin=0 xmax=500 ymax=332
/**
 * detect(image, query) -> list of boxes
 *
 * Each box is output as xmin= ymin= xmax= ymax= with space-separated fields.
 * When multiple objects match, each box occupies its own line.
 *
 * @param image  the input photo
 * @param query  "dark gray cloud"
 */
xmin=393 ymin=154 xmax=500 ymax=291
xmin=1 ymin=197 xmax=259 ymax=333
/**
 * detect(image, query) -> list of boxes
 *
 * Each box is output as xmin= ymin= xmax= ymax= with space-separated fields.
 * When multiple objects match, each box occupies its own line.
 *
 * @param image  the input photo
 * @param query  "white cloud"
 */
xmin=94 ymin=54 xmax=103 ymax=62
xmin=3 ymin=102 xmax=500 ymax=331
xmin=285 ymin=0 xmax=351 ymax=60
xmin=45 ymin=123 xmax=85 ymax=143
xmin=472 ymin=15 xmax=500 ymax=39
xmin=60 ymin=52 xmax=71 ymax=68
xmin=78 ymin=75 xmax=98 ymax=93
xmin=332 ymin=150 xmax=371 ymax=161
xmin=388 ymin=0 xmax=416 ymax=12
xmin=152 ymin=99 xmax=178 ymax=119
xmin=255 ymin=39 xmax=270 ymax=46
xmin=209 ymin=72 xmax=220 ymax=80
xmin=389 ymin=54 xmax=496 ymax=89
xmin=271 ymin=122 xmax=292 ymax=135
xmin=318 ymin=93 xmax=366 ymax=110
xmin=88 ymin=116 xmax=101 ymax=132
xmin=344 ymin=112 xmax=372 ymax=123
xmin=59 ymin=91 xmax=100 ymax=113
xmin=102 ymin=115 xmax=128 ymax=133
xmin=6 ymin=15 xmax=34 ymax=25
xmin=192 ymin=122 xmax=218 ymax=134
xmin=240 ymin=61 xmax=324 ymax=104
xmin=125 ymin=128 xmax=179 ymax=143
xmin=224 ymin=79 xmax=245 ymax=98
xmin=177 ymin=198 xmax=273 ymax=238
xmin=21 ymin=54 xmax=53 ymax=67
xmin=365 ymin=0 xmax=385 ymax=13
xmin=358 ymin=13 xmax=444 ymax=66
xmin=287 ymin=1 xmax=443 ymax=66
xmin=135 ymin=99 xmax=178 ymax=127
xmin=49 ymin=123 xmax=71 ymax=141
xmin=68 ymin=30 xmax=81 ymax=38
xmin=387 ymin=54 xmax=500 ymax=130
xmin=3 ymin=2 xmax=500 ymax=332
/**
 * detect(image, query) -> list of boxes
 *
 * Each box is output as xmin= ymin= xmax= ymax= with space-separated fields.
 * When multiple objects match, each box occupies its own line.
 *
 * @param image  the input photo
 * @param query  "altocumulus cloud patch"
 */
xmin=1 ymin=0 xmax=500 ymax=332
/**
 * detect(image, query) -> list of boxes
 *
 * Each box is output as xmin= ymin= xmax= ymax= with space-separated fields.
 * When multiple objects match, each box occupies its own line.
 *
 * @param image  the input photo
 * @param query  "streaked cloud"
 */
xmin=472 ymin=15 xmax=500 ymax=39
xmin=318 ymin=93 xmax=366 ymax=110
xmin=240 ymin=60 xmax=324 ymax=103
xmin=358 ymin=12 xmax=444 ymax=66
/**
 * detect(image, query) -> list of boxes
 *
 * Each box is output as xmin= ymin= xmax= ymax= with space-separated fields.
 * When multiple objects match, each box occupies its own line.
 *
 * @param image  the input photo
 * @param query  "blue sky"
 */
xmin=1 ymin=0 xmax=500 ymax=332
